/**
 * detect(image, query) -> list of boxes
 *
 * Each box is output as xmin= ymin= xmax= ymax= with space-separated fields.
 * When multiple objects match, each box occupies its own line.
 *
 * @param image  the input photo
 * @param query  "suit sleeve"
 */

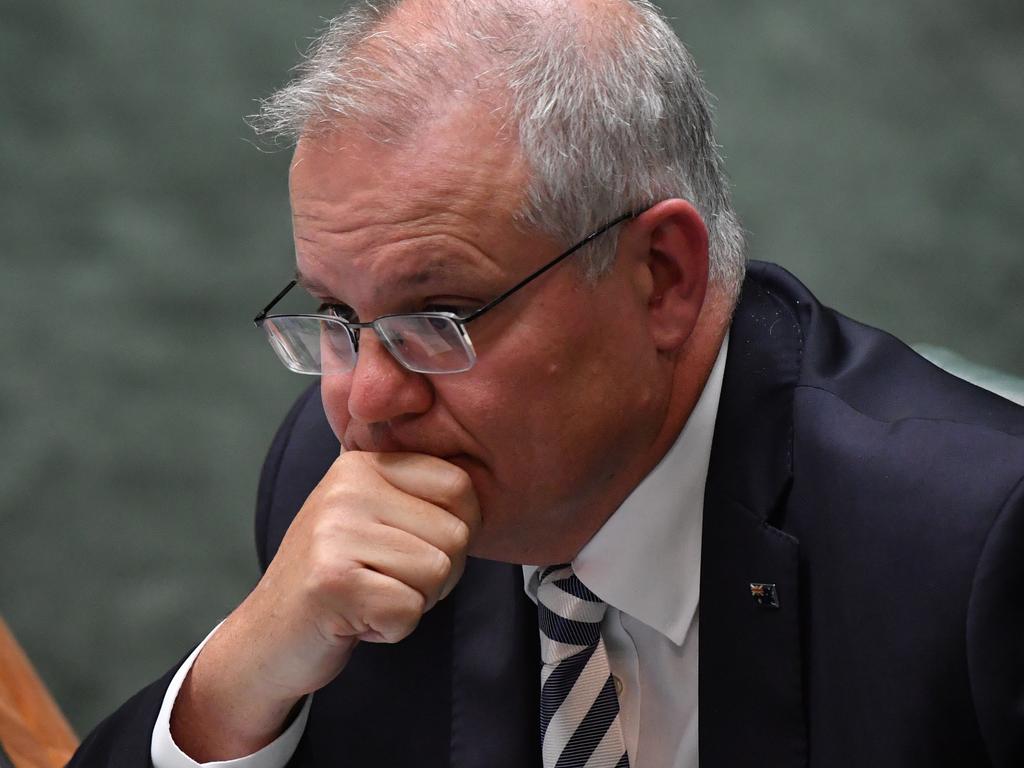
xmin=968 ymin=472 xmax=1024 ymax=768
xmin=67 ymin=656 xmax=190 ymax=767
xmin=256 ymin=383 xmax=324 ymax=573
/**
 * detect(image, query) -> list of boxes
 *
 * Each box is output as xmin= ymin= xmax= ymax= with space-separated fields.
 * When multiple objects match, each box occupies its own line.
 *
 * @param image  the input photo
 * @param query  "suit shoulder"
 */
xmin=745 ymin=261 xmax=1024 ymax=438
xmin=746 ymin=260 xmax=1024 ymax=560
xmin=255 ymin=382 xmax=339 ymax=571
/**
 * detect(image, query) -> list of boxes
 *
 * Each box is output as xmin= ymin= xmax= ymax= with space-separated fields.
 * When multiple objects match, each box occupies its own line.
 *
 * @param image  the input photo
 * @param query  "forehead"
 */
xmin=288 ymin=107 xmax=537 ymax=297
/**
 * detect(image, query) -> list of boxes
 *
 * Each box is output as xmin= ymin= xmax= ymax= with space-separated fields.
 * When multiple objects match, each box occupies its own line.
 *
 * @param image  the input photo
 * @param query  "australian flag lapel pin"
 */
xmin=750 ymin=582 xmax=780 ymax=609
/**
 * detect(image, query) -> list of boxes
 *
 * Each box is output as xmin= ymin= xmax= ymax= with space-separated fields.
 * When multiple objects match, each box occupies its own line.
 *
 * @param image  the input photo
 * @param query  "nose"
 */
xmin=333 ymin=331 xmax=434 ymax=425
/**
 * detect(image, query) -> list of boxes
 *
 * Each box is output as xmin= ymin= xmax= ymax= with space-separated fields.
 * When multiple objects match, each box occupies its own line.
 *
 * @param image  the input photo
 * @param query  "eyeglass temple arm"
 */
xmin=461 ymin=211 xmax=639 ymax=323
xmin=253 ymin=279 xmax=298 ymax=324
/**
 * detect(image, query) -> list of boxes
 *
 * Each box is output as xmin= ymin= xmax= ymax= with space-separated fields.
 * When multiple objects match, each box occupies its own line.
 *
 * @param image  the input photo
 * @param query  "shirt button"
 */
xmin=612 ymin=675 xmax=623 ymax=695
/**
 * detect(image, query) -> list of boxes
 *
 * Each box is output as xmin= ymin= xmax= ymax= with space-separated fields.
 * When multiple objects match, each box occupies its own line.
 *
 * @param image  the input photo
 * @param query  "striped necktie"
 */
xmin=536 ymin=564 xmax=630 ymax=768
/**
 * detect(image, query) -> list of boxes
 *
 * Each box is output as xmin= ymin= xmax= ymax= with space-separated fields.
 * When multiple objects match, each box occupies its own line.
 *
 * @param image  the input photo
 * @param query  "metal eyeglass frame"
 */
xmin=253 ymin=209 xmax=640 ymax=373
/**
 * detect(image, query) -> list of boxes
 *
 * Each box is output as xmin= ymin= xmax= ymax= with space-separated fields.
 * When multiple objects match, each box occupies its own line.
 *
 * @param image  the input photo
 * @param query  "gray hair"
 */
xmin=254 ymin=0 xmax=746 ymax=296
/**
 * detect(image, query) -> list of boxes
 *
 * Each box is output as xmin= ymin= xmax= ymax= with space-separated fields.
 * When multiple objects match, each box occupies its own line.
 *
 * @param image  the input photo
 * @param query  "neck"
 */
xmin=650 ymin=290 xmax=732 ymax=476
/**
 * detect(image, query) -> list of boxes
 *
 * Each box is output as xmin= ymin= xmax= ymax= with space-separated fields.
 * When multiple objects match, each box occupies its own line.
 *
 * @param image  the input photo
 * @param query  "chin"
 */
xmin=468 ymin=531 xmax=573 ymax=566
xmin=466 ymin=500 xmax=556 ymax=565
xmin=468 ymin=534 xmax=530 ymax=564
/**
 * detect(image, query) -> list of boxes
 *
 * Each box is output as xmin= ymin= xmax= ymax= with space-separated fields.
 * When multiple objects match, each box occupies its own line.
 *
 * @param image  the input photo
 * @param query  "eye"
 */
xmin=318 ymin=302 xmax=357 ymax=322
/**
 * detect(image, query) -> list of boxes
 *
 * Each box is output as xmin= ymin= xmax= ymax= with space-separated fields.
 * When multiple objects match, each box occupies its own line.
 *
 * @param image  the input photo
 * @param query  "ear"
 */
xmin=627 ymin=199 xmax=709 ymax=351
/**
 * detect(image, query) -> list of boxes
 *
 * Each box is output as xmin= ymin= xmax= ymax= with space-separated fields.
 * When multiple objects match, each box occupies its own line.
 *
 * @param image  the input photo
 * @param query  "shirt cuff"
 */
xmin=150 ymin=622 xmax=312 ymax=768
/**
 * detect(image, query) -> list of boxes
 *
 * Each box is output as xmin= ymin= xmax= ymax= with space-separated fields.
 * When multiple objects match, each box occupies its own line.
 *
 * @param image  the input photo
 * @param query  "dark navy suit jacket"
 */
xmin=70 ymin=262 xmax=1024 ymax=767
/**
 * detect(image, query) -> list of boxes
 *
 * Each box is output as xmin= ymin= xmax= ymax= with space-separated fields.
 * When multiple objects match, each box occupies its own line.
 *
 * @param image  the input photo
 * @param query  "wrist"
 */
xmin=168 ymin=624 xmax=303 ymax=761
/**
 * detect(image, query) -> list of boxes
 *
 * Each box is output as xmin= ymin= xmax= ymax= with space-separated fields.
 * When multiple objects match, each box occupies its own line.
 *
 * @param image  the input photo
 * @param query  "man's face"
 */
xmin=288 ymin=108 xmax=669 ymax=564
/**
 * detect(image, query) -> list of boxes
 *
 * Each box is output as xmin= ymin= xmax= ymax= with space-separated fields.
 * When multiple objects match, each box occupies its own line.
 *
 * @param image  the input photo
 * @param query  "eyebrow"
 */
xmin=293 ymin=268 xmax=334 ymax=296
xmin=294 ymin=261 xmax=479 ymax=301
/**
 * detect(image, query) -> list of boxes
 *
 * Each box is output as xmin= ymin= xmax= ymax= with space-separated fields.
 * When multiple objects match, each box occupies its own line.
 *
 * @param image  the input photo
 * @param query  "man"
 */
xmin=70 ymin=0 xmax=1024 ymax=766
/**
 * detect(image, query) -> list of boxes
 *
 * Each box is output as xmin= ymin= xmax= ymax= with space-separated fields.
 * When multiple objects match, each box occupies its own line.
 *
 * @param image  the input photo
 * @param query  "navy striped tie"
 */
xmin=536 ymin=564 xmax=629 ymax=768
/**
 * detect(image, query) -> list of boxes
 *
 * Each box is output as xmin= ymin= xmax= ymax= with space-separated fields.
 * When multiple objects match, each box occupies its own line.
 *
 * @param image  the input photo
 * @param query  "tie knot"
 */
xmin=536 ymin=565 xmax=608 ymax=663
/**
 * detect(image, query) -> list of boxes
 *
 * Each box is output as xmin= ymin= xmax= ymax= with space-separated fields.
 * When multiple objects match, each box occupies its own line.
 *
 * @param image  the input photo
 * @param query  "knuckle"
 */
xmin=447 ymin=518 xmax=471 ymax=552
xmin=305 ymin=557 xmax=350 ymax=598
xmin=384 ymin=621 xmax=420 ymax=644
xmin=441 ymin=466 xmax=473 ymax=502
xmin=307 ymin=515 xmax=336 ymax=543
xmin=428 ymin=549 xmax=453 ymax=585
xmin=311 ymin=557 xmax=359 ymax=599
xmin=332 ymin=450 xmax=371 ymax=480
xmin=318 ymin=613 xmax=358 ymax=643
xmin=401 ymin=589 xmax=427 ymax=621
xmin=327 ymin=509 xmax=361 ymax=539
xmin=319 ymin=482 xmax=361 ymax=515
xmin=305 ymin=559 xmax=341 ymax=596
xmin=312 ymin=505 xmax=368 ymax=551
xmin=308 ymin=517 xmax=349 ymax=556
xmin=376 ymin=591 xmax=425 ymax=642
xmin=336 ymin=449 xmax=364 ymax=467
xmin=327 ymin=452 xmax=356 ymax=480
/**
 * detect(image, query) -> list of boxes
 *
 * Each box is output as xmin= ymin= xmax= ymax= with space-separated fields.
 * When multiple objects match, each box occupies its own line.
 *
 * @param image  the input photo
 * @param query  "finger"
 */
xmin=363 ymin=493 xmax=472 ymax=563
xmin=329 ymin=567 xmax=427 ymax=644
xmin=363 ymin=454 xmax=475 ymax=601
xmin=363 ymin=452 xmax=481 ymax=530
xmin=319 ymin=452 xmax=475 ymax=553
xmin=342 ymin=523 xmax=454 ymax=609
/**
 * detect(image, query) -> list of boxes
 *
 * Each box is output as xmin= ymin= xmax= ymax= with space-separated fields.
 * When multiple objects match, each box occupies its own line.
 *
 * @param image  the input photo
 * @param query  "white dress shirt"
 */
xmin=152 ymin=337 xmax=729 ymax=768
xmin=524 ymin=333 xmax=727 ymax=768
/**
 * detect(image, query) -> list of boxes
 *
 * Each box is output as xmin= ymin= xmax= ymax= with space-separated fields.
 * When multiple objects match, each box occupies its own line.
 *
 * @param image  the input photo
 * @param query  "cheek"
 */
xmin=320 ymin=375 xmax=352 ymax=444
xmin=448 ymin=319 xmax=632 ymax=461
xmin=467 ymin=286 xmax=641 ymax=418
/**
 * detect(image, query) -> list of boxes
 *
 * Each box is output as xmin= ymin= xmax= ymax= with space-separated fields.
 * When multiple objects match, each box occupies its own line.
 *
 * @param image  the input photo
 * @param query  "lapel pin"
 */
xmin=750 ymin=582 xmax=780 ymax=609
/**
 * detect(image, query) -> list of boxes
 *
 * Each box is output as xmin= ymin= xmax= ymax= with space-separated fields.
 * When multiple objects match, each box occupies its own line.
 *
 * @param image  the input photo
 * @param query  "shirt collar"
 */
xmin=523 ymin=333 xmax=729 ymax=646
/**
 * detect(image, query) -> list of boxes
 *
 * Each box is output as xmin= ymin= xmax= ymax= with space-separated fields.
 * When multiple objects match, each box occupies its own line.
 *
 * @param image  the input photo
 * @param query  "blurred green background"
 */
xmin=1 ymin=0 xmax=1021 ymax=737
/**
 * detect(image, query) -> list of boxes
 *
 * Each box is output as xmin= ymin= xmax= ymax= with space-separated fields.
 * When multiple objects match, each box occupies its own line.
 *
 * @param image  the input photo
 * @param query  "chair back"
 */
xmin=0 ymin=618 xmax=78 ymax=768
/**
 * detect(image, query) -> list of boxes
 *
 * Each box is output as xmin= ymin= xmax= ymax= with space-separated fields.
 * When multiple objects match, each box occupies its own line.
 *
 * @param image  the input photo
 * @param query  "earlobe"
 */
xmin=636 ymin=200 xmax=709 ymax=351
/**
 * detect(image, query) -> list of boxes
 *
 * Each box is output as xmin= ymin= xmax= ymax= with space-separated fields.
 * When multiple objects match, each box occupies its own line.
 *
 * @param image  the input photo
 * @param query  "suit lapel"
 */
xmin=449 ymin=556 xmax=542 ymax=767
xmin=699 ymin=263 xmax=808 ymax=767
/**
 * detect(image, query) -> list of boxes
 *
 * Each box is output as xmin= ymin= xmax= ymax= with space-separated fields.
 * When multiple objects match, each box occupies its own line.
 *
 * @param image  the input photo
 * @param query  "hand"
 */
xmin=170 ymin=451 xmax=480 ymax=760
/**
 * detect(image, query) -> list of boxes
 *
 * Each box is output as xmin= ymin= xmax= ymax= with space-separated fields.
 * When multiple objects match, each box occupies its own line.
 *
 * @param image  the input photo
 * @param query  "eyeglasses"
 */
xmin=253 ymin=211 xmax=638 ymax=375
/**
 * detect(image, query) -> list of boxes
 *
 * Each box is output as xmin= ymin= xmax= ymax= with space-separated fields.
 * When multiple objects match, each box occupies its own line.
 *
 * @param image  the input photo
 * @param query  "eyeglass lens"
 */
xmin=260 ymin=315 xmax=475 ymax=375
xmin=375 ymin=315 xmax=476 ymax=373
